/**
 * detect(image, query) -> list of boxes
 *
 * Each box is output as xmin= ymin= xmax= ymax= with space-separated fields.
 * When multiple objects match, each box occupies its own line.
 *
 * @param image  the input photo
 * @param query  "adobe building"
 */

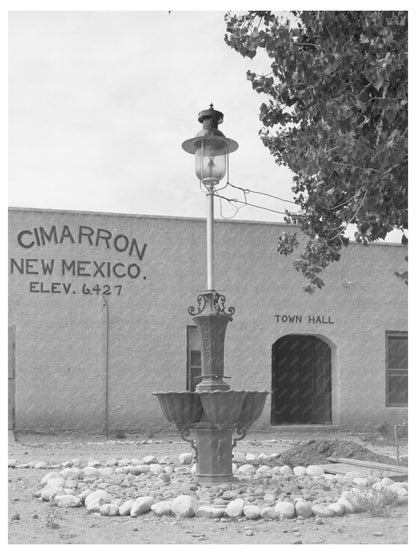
xmin=8 ymin=207 xmax=408 ymax=434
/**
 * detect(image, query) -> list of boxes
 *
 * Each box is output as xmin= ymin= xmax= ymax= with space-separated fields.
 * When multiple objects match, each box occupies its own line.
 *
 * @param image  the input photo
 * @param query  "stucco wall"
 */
xmin=8 ymin=207 xmax=408 ymax=432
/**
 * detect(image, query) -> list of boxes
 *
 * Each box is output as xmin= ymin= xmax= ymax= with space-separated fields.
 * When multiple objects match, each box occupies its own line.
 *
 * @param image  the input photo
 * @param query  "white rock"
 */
xmin=344 ymin=489 xmax=363 ymax=511
xmin=178 ymin=453 xmax=193 ymax=465
xmin=388 ymin=485 xmax=408 ymax=504
xmin=83 ymin=466 xmax=100 ymax=477
xmin=164 ymin=466 xmax=173 ymax=475
xmin=130 ymin=496 xmax=154 ymax=516
xmin=143 ymin=455 xmax=158 ymax=464
xmin=324 ymin=474 xmax=337 ymax=481
xmin=41 ymin=486 xmax=65 ymax=502
xmin=311 ymin=504 xmax=335 ymax=517
xmin=99 ymin=467 xmax=113 ymax=476
xmin=79 ymin=489 xmax=93 ymax=503
xmin=190 ymin=463 xmax=196 ymax=474
xmin=388 ymin=482 xmax=407 ymax=492
xmin=8 ymin=459 xmax=17 ymax=467
xmin=263 ymin=493 xmax=276 ymax=504
xmin=34 ymin=461 xmax=48 ymax=469
xmin=243 ymin=505 xmax=260 ymax=519
xmin=372 ymin=482 xmax=384 ymax=491
xmin=87 ymin=458 xmax=101 ymax=467
xmin=328 ymin=502 xmax=346 ymax=516
xmin=225 ymin=498 xmax=245 ymax=518
xmin=100 ymin=503 xmax=120 ymax=516
xmin=85 ymin=490 xmax=112 ymax=507
xmin=279 ymin=465 xmax=292 ymax=475
xmin=46 ymin=478 xmax=66 ymax=489
xmin=118 ymin=458 xmax=131 ymax=466
xmin=353 ymin=477 xmax=368 ymax=489
xmin=256 ymin=465 xmax=272 ymax=474
xmin=61 ymin=460 xmax=72 ymax=467
xmin=159 ymin=456 xmax=170 ymax=464
xmin=40 ymin=472 xmax=63 ymax=486
xmin=86 ymin=500 xmax=103 ymax=513
xmin=258 ymin=453 xmax=270 ymax=462
xmin=114 ymin=467 xmax=128 ymax=474
xmin=293 ymin=466 xmax=307 ymax=476
xmin=260 ymin=506 xmax=278 ymax=520
xmin=130 ymin=458 xmax=142 ymax=466
xmin=151 ymin=500 xmax=172 ymax=516
xmin=106 ymin=458 xmax=118 ymax=466
xmin=275 ymin=501 xmax=296 ymax=519
xmin=381 ymin=477 xmax=394 ymax=487
xmin=306 ymin=465 xmax=324 ymax=477
xmin=337 ymin=496 xmax=355 ymax=514
xmin=132 ymin=465 xmax=149 ymax=474
xmin=54 ymin=495 xmax=82 ymax=508
xmin=233 ymin=451 xmax=246 ymax=464
xmin=149 ymin=464 xmax=164 ymax=474
xmin=232 ymin=463 xmax=238 ymax=474
xmin=63 ymin=488 xmax=76 ymax=496
xmin=117 ymin=500 xmax=134 ymax=516
xmin=171 ymin=495 xmax=198 ymax=518
xmin=71 ymin=458 xmax=82 ymax=467
xmin=271 ymin=466 xmax=282 ymax=474
xmin=60 ymin=468 xmax=82 ymax=479
xmin=295 ymin=500 xmax=313 ymax=518
xmin=195 ymin=505 xmax=225 ymax=518
xmin=237 ymin=464 xmax=255 ymax=474
xmin=245 ymin=453 xmax=257 ymax=463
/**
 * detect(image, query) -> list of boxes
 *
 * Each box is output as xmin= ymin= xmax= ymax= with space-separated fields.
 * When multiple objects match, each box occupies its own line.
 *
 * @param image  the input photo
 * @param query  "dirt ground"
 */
xmin=8 ymin=429 xmax=408 ymax=545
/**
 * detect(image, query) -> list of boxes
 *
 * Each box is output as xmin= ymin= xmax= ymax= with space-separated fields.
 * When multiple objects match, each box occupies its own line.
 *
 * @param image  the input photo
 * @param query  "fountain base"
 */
xmin=194 ymin=425 xmax=233 ymax=485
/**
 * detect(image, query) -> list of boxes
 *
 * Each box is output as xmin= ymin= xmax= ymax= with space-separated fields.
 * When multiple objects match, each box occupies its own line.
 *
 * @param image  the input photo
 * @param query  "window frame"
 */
xmin=385 ymin=330 xmax=408 ymax=407
xmin=186 ymin=325 xmax=202 ymax=392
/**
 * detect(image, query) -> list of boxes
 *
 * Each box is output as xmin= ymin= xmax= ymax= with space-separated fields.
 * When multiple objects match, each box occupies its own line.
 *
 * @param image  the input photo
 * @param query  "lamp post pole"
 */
xmin=206 ymin=183 xmax=215 ymax=291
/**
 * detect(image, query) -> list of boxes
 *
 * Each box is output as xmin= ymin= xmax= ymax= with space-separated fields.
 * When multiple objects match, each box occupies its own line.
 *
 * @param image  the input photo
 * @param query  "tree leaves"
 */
xmin=224 ymin=10 xmax=408 ymax=292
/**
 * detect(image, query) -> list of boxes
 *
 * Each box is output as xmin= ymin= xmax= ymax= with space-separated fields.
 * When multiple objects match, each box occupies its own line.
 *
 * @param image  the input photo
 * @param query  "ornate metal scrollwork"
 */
xmin=188 ymin=290 xmax=235 ymax=317
xmin=180 ymin=428 xmax=198 ymax=458
xmin=188 ymin=294 xmax=207 ymax=316
xmin=232 ymin=427 xmax=248 ymax=450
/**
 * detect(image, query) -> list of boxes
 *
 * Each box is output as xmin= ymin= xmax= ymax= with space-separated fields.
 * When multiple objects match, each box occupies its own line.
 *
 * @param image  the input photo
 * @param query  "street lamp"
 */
xmin=154 ymin=106 xmax=268 ymax=486
xmin=182 ymin=104 xmax=238 ymax=291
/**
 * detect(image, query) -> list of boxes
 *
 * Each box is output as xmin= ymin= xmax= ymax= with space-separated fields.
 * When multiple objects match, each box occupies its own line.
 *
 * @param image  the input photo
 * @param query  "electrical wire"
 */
xmin=219 ymin=194 xmax=244 ymax=219
xmin=226 ymin=181 xmax=298 ymax=205
xmin=213 ymin=192 xmax=304 ymax=217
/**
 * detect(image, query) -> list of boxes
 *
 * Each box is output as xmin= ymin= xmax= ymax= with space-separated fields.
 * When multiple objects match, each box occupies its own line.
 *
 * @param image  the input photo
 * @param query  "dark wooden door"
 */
xmin=271 ymin=335 xmax=331 ymax=424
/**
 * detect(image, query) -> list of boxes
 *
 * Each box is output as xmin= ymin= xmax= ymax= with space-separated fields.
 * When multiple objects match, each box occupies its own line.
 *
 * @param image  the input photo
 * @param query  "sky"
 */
xmin=8 ymin=9 xmax=297 ymax=223
xmin=7 ymin=2 xmax=409 ymax=245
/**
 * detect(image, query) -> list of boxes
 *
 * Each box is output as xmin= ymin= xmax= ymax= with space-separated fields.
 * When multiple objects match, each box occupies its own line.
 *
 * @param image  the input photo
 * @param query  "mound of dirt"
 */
xmin=276 ymin=439 xmax=401 ymax=467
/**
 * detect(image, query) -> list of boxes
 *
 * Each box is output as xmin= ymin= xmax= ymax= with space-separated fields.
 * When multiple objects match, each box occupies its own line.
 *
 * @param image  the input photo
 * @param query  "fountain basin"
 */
xmin=153 ymin=392 xmax=203 ymax=430
xmin=235 ymin=391 xmax=269 ymax=432
xmin=198 ymin=390 xmax=247 ymax=430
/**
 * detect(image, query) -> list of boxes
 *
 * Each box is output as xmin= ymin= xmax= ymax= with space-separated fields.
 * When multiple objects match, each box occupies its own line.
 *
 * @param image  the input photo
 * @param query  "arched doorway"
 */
xmin=271 ymin=334 xmax=332 ymax=424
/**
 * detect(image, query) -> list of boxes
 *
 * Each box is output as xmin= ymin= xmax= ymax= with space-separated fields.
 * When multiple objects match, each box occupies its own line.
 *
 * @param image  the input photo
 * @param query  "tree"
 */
xmin=225 ymin=11 xmax=408 ymax=292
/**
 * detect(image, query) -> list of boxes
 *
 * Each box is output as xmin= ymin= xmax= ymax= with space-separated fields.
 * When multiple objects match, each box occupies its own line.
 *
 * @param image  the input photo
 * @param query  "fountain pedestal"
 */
xmin=194 ymin=424 xmax=233 ymax=484
xmin=154 ymin=291 xmax=268 ymax=486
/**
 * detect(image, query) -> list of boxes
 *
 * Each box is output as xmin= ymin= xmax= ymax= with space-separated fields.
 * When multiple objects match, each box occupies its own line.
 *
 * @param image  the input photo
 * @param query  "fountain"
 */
xmin=153 ymin=106 xmax=268 ymax=485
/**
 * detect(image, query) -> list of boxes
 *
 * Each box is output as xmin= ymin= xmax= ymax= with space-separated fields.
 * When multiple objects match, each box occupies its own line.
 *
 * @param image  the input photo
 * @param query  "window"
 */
xmin=186 ymin=326 xmax=202 ymax=392
xmin=386 ymin=332 xmax=408 ymax=407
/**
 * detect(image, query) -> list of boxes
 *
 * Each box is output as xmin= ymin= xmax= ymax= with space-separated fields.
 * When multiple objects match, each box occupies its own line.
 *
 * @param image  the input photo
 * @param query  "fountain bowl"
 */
xmin=153 ymin=392 xmax=203 ymax=430
xmin=198 ymin=390 xmax=247 ymax=430
xmin=235 ymin=391 xmax=269 ymax=432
